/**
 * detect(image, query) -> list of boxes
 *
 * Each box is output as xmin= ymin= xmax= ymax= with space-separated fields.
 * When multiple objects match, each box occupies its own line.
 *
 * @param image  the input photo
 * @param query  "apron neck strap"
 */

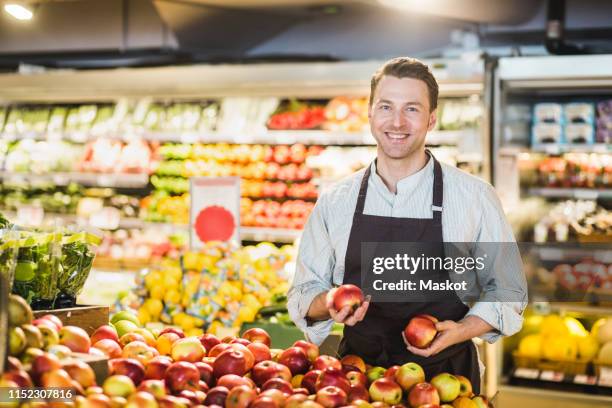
xmin=355 ymin=151 xmax=444 ymax=222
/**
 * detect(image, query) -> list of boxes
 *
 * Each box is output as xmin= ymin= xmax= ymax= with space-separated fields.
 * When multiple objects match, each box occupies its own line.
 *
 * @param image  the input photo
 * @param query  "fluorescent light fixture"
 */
xmin=4 ymin=3 xmax=34 ymax=20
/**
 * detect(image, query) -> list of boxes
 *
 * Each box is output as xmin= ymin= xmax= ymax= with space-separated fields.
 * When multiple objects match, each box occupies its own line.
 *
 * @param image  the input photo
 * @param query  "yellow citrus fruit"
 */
xmin=144 ymin=299 xmax=163 ymax=318
xmin=543 ymin=336 xmax=577 ymax=361
xmin=164 ymin=289 xmax=181 ymax=305
xmin=577 ymin=335 xmax=599 ymax=360
xmin=518 ymin=334 xmax=542 ymax=358
xmin=149 ymin=285 xmax=165 ymax=300
xmin=541 ymin=315 xmax=569 ymax=337
xmin=137 ymin=308 xmax=151 ymax=325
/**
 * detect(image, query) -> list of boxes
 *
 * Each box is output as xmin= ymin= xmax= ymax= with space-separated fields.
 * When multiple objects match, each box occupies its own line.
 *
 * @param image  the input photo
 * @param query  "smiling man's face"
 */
xmin=369 ymin=75 xmax=437 ymax=161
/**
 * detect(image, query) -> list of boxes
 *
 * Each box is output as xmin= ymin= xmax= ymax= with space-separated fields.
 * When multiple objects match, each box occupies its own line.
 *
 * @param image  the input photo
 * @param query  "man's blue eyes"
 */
xmin=379 ymin=105 xmax=417 ymax=112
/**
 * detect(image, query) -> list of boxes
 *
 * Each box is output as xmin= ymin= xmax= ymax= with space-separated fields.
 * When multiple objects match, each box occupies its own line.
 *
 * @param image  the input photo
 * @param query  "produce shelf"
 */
xmin=497 ymin=384 xmax=612 ymax=407
xmin=240 ymin=227 xmax=302 ymax=243
xmin=522 ymin=242 xmax=612 ymax=262
xmin=527 ymin=187 xmax=612 ymax=200
xmin=0 ymin=171 xmax=150 ymax=188
xmin=500 ymin=144 xmax=611 ymax=155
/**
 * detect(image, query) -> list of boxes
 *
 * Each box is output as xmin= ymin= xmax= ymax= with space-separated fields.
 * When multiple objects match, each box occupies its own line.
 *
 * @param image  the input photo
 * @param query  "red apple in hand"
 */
xmin=59 ymin=326 xmax=91 ymax=353
xmin=242 ymin=328 xmax=272 ymax=347
xmin=293 ymin=340 xmax=319 ymax=362
xmin=404 ymin=315 xmax=438 ymax=349
xmin=226 ymin=385 xmax=257 ymax=408
xmin=316 ymin=386 xmax=347 ymax=408
xmin=278 ymin=347 xmax=310 ymax=375
xmin=368 ymin=378 xmax=402 ymax=405
xmin=329 ymin=285 xmax=364 ymax=313
xmin=408 ymin=382 xmax=440 ymax=408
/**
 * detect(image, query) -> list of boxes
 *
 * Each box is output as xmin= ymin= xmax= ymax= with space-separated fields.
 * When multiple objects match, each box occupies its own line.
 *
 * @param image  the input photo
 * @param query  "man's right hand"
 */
xmin=325 ymin=288 xmax=370 ymax=326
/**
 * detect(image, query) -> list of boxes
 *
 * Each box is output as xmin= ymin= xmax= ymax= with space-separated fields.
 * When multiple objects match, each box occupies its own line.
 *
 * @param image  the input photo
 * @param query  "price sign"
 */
xmin=17 ymin=206 xmax=44 ymax=227
xmin=89 ymin=207 xmax=121 ymax=230
xmin=573 ymin=374 xmax=597 ymax=385
xmin=598 ymin=367 xmax=612 ymax=387
xmin=513 ymin=368 xmax=539 ymax=379
xmin=540 ymin=370 xmax=564 ymax=382
xmin=190 ymin=177 xmax=240 ymax=250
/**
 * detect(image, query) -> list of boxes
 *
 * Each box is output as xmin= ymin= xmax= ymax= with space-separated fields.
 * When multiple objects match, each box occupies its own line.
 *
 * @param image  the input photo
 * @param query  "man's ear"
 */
xmin=428 ymin=109 xmax=437 ymax=131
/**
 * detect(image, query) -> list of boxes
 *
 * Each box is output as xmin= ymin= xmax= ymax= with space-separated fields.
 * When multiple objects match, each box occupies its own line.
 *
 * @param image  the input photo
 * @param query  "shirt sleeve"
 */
xmin=466 ymin=184 xmax=528 ymax=343
xmin=287 ymin=193 xmax=336 ymax=345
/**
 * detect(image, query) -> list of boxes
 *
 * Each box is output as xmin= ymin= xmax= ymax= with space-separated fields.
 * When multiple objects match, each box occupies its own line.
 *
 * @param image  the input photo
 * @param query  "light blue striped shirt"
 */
xmin=288 ymin=157 xmax=528 ymax=345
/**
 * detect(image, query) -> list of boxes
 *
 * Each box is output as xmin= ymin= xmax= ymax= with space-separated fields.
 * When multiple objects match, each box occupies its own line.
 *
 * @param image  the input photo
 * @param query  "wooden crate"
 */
xmin=34 ymin=305 xmax=109 ymax=335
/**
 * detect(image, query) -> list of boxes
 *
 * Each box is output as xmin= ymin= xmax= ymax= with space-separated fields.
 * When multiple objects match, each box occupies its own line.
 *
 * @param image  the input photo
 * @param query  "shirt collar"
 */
xmin=370 ymin=154 xmax=434 ymax=196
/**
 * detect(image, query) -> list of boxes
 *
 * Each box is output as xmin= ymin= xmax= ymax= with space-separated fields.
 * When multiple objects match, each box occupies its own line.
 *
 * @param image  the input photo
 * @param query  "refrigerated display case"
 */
xmin=489 ymin=54 xmax=612 ymax=407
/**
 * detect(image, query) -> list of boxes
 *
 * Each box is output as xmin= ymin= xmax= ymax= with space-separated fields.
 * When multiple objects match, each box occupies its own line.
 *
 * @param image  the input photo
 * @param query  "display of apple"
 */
xmin=138 ymin=379 xmax=167 ymax=399
xmin=262 ymin=378 xmax=293 ymax=395
xmin=456 ymin=375 xmax=473 ymax=398
xmin=408 ymin=382 xmax=440 ymax=408
xmin=368 ymin=378 xmax=402 ymax=405
xmin=91 ymin=325 xmax=119 ymax=344
xmin=103 ymin=375 xmax=136 ymax=398
xmin=204 ymin=386 xmax=230 ymax=406
xmin=301 ymin=369 xmax=321 ymax=394
xmin=330 ymin=284 xmax=364 ymax=313
xmin=94 ymin=339 xmax=123 ymax=359
xmin=251 ymin=361 xmax=292 ymax=387
xmin=394 ymin=362 xmax=425 ymax=392
xmin=431 ymin=373 xmax=461 ymax=402
xmin=172 ymin=337 xmax=206 ymax=363
xmin=316 ymin=367 xmax=351 ymax=393
xmin=242 ymin=328 xmax=272 ymax=347
xmin=404 ymin=315 xmax=438 ymax=349
xmin=313 ymin=355 xmax=342 ymax=371
xmin=293 ymin=340 xmax=319 ymax=362
xmin=59 ymin=325 xmax=91 ymax=353
xmin=278 ymin=347 xmax=311 ymax=375
xmin=165 ymin=361 xmax=200 ymax=393
xmin=145 ymin=355 xmax=173 ymax=380
xmin=316 ymin=385 xmax=348 ymax=408
xmin=108 ymin=358 xmax=146 ymax=386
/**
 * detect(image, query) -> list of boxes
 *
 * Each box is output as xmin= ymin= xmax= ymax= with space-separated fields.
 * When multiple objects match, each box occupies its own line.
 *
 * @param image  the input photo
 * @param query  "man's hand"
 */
xmin=403 ymin=315 xmax=494 ymax=357
xmin=325 ymin=288 xmax=371 ymax=326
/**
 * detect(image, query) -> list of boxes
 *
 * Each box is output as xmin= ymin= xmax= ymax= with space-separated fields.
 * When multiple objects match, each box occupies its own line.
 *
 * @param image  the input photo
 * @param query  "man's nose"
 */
xmin=392 ymin=110 xmax=408 ymax=128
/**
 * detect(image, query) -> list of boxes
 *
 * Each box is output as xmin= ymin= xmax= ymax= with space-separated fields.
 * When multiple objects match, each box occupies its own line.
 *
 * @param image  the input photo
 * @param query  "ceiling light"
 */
xmin=4 ymin=3 xmax=34 ymax=20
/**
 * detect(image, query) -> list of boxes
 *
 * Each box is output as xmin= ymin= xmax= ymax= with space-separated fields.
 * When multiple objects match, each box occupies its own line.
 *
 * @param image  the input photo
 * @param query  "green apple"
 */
xmin=8 ymin=294 xmax=33 ymax=327
xmin=366 ymin=366 xmax=386 ymax=384
xmin=21 ymin=324 xmax=44 ymax=349
xmin=114 ymin=320 xmax=139 ymax=338
xmin=111 ymin=311 xmax=141 ymax=327
xmin=9 ymin=327 xmax=27 ymax=356
xmin=103 ymin=375 xmax=136 ymax=398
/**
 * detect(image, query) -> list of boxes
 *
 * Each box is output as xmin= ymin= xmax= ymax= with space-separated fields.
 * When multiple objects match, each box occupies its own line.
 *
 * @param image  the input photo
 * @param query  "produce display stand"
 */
xmin=489 ymin=54 xmax=612 ymax=406
xmin=33 ymin=305 xmax=109 ymax=335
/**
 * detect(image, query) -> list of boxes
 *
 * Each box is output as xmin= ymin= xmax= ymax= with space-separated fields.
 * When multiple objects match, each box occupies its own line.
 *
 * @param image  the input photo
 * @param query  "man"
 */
xmin=287 ymin=57 xmax=527 ymax=392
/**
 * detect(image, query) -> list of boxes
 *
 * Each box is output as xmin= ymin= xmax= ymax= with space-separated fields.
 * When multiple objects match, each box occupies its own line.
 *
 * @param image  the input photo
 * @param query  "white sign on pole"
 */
xmin=189 ymin=177 xmax=241 ymax=250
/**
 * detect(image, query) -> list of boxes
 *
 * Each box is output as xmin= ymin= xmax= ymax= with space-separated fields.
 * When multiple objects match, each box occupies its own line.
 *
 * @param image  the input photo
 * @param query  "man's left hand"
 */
xmin=403 ymin=320 xmax=464 ymax=357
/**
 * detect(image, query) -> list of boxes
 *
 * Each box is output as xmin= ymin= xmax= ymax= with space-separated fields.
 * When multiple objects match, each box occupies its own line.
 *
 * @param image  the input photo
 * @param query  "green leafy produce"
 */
xmin=57 ymin=231 xmax=101 ymax=301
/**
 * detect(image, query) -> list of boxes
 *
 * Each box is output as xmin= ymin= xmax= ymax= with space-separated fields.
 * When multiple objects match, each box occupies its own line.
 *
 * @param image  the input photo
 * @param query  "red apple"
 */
xmin=262 ymin=378 xmax=293 ymax=395
xmin=293 ymin=340 xmax=319 ymax=362
xmin=293 ymin=387 xmax=309 ymax=395
xmin=126 ymin=391 xmax=158 ymax=408
xmin=403 ymin=316 xmax=438 ymax=349
xmin=194 ymin=362 xmax=214 ymax=386
xmin=369 ymin=378 xmax=402 ymax=405
xmin=59 ymin=326 xmax=91 ymax=353
xmin=123 ymin=341 xmax=158 ymax=365
xmin=242 ymin=328 xmax=271 ymax=347
xmin=313 ymin=356 xmax=342 ymax=371
xmin=2 ymin=370 xmax=33 ymax=388
xmin=103 ymin=375 xmax=136 ymax=398
xmin=165 ymin=361 xmax=200 ymax=393
xmin=199 ymin=334 xmax=221 ymax=352
xmin=226 ymin=385 xmax=257 ymax=408
xmin=394 ymin=362 xmax=425 ymax=393
xmin=384 ymin=366 xmax=400 ymax=379
xmin=41 ymin=369 xmax=74 ymax=388
xmin=198 ymin=380 xmax=210 ymax=393
xmin=248 ymin=342 xmax=272 ymax=364
xmin=408 ymin=383 xmax=440 ymax=408
xmin=251 ymin=360 xmax=292 ymax=387
xmin=316 ymin=367 xmax=351 ymax=393
xmin=341 ymin=355 xmax=366 ymax=373
xmin=108 ymin=358 xmax=146 ymax=386
xmin=158 ymin=396 xmax=190 ymax=408
xmin=348 ymin=384 xmax=370 ymax=403
xmin=86 ymin=393 xmax=113 ymax=408
xmin=330 ymin=285 xmax=364 ymax=313
xmin=217 ymin=374 xmax=255 ymax=390
xmin=250 ymin=396 xmax=279 ymax=408
xmin=159 ymin=328 xmax=185 ymax=338
xmin=302 ymin=369 xmax=322 ymax=394
xmin=285 ymin=394 xmax=309 ymax=408
xmin=63 ymin=359 xmax=96 ymax=388
xmin=31 ymin=353 xmax=62 ymax=383
xmin=94 ymin=339 xmax=122 ymax=359
xmin=208 ymin=343 xmax=233 ymax=358
xmin=172 ymin=337 xmax=206 ymax=363
xmin=346 ymin=371 xmax=368 ymax=388
xmin=91 ymin=325 xmax=119 ymax=345
xmin=316 ymin=386 xmax=348 ymax=408
xmin=204 ymin=386 xmax=229 ymax=406
xmin=456 ymin=376 xmax=473 ymax=398
xmin=213 ymin=349 xmax=249 ymax=378
xmin=279 ymin=347 xmax=311 ymax=375
xmin=145 ymin=356 xmax=172 ymax=380
xmin=40 ymin=314 xmax=64 ymax=331
xmin=431 ymin=373 xmax=461 ymax=402
xmin=231 ymin=338 xmax=251 ymax=346
xmin=177 ymin=390 xmax=200 ymax=405
xmin=453 ymin=396 xmax=478 ymax=408
xmin=137 ymin=379 xmax=166 ymax=399
xmin=229 ymin=343 xmax=255 ymax=370
xmin=120 ymin=333 xmax=147 ymax=348
xmin=260 ymin=389 xmax=286 ymax=406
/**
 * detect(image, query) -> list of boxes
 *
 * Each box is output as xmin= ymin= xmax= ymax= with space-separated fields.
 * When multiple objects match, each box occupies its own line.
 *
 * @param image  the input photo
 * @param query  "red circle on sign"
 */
xmin=195 ymin=206 xmax=235 ymax=242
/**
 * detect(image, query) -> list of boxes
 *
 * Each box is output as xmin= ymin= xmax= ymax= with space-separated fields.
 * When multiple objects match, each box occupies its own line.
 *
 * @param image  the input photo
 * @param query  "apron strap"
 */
xmin=430 ymin=151 xmax=443 ymax=225
xmin=354 ymin=163 xmax=371 ymax=217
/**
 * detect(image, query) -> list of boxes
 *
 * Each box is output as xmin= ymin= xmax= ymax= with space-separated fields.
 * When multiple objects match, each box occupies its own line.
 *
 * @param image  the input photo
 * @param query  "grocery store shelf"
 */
xmin=547 ymin=302 xmax=612 ymax=316
xmin=499 ymin=144 xmax=611 ymax=155
xmin=527 ymin=187 xmax=612 ymax=200
xmin=0 ymin=171 xmax=149 ymax=188
xmin=240 ymin=227 xmax=302 ymax=243
xmin=523 ymin=242 xmax=612 ymax=261
xmin=497 ymin=385 xmax=612 ymax=407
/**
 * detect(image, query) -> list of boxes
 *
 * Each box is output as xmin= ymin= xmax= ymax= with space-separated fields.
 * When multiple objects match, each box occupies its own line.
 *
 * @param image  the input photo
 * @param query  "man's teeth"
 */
xmin=386 ymin=132 xmax=408 ymax=139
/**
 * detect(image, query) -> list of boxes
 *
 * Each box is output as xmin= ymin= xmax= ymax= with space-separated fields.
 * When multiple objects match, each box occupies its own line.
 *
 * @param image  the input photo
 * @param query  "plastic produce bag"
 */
xmin=56 ymin=228 xmax=103 ymax=308
xmin=0 ymin=229 xmax=19 ymax=293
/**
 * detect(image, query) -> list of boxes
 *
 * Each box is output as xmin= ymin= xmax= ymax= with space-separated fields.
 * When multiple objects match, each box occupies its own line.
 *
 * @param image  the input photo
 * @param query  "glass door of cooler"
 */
xmin=489 ymin=55 xmax=612 ymax=407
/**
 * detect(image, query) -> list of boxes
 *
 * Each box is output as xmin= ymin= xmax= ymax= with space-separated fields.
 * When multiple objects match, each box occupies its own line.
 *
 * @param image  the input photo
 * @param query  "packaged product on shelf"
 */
xmin=596 ymin=99 xmax=612 ymax=143
xmin=532 ymin=123 xmax=563 ymax=145
xmin=532 ymin=200 xmax=611 ymax=243
xmin=565 ymin=103 xmax=595 ymax=124
xmin=565 ymin=123 xmax=594 ymax=144
xmin=534 ymin=103 xmax=564 ymax=123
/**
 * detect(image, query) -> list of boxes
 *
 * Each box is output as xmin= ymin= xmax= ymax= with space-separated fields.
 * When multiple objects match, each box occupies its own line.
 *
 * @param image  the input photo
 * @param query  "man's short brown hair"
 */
xmin=369 ymin=57 xmax=439 ymax=112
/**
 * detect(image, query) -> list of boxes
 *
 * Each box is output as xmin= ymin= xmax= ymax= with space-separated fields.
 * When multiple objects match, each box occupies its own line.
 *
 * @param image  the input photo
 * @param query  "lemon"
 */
xmin=541 ymin=315 xmax=569 ymax=337
xmin=138 ymin=308 xmax=151 ymax=325
xmin=144 ymin=299 xmax=163 ymax=318
xmin=577 ymin=335 xmax=599 ymax=360
xmin=163 ymin=275 xmax=180 ymax=289
xmin=164 ymin=289 xmax=181 ymax=305
xmin=518 ymin=334 xmax=542 ymax=358
xmin=543 ymin=336 xmax=577 ymax=361
xmin=149 ymin=285 xmax=165 ymax=300
xmin=564 ymin=316 xmax=588 ymax=338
